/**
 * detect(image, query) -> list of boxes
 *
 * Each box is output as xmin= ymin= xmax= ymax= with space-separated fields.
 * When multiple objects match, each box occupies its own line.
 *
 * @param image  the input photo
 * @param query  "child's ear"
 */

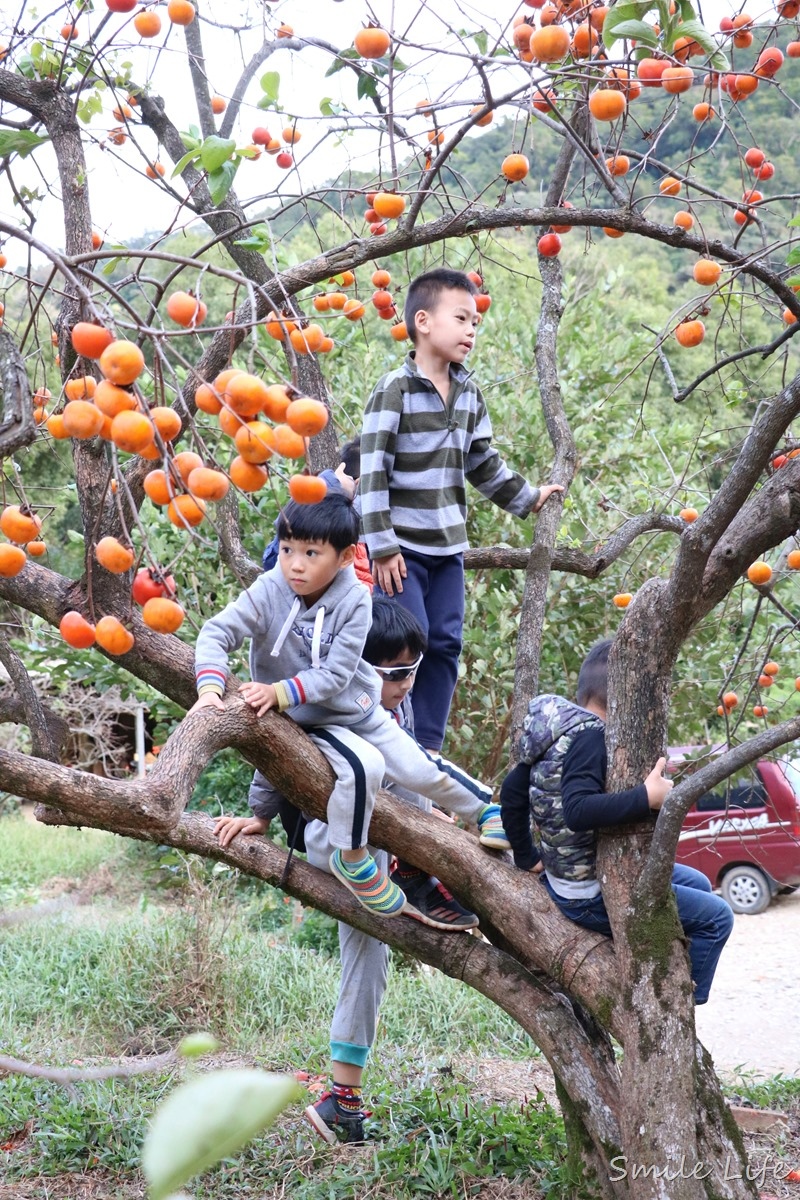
xmin=413 ymin=308 xmax=429 ymax=337
xmin=338 ymin=545 xmax=357 ymax=569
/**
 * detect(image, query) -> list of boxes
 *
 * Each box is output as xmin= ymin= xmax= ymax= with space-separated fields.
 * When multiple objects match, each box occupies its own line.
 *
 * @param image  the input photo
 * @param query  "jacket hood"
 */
xmin=518 ymin=694 xmax=602 ymax=765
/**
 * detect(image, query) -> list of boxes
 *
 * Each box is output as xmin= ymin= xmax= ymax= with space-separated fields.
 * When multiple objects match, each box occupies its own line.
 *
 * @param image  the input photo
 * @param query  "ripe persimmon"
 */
xmin=229 ymin=456 xmax=268 ymax=492
xmin=787 ymin=550 xmax=800 ymax=569
xmin=606 ymin=155 xmax=630 ymax=177
xmin=692 ymin=102 xmax=714 ymax=122
xmin=210 ymin=96 xmax=226 ymax=114
xmin=659 ymin=176 xmax=681 ymax=196
xmin=218 ymin=407 xmax=248 ymax=438
xmin=637 ymin=57 xmax=667 ymax=86
xmin=63 ymin=400 xmax=106 ymax=440
xmin=235 ymin=421 xmax=276 ymax=464
xmin=187 ymin=467 xmax=230 ymax=501
xmin=100 ymin=340 xmax=145 ymax=386
xmin=111 ymin=411 xmax=155 ymax=453
xmin=746 ymin=561 xmax=772 ymax=585
xmin=680 ymin=507 xmax=699 ymax=522
xmin=132 ymin=567 xmax=175 ymax=605
xmin=64 ymin=376 xmax=97 ymax=401
xmin=262 ymin=384 xmax=292 ymax=422
xmin=271 ymin=425 xmax=306 ymax=459
xmin=289 ymin=474 xmax=328 ymax=504
xmin=326 ymin=293 xmax=347 ymax=312
xmin=675 ymin=319 xmax=705 ymax=347
xmin=530 ymin=25 xmax=569 ymax=62
xmin=612 ymin=592 xmax=633 ymax=608
xmin=195 ymin=382 xmax=223 ymax=415
xmin=753 ymin=705 xmax=768 ymax=718
xmin=167 ymin=0 xmax=195 ymax=24
xmin=142 ymin=596 xmax=185 ymax=633
xmin=285 ymin=397 xmax=329 ymax=437
xmin=343 ymin=299 xmax=366 ymax=320
xmin=71 ymin=322 xmax=114 ymax=359
xmin=134 ymin=11 xmax=162 ymax=37
xmin=95 ymin=536 xmax=135 ymax=573
xmin=722 ymin=691 xmax=738 ymax=709
xmin=763 ymin=661 xmax=780 ymax=676
xmin=693 ymin=260 xmax=722 ymax=286
xmin=224 ymin=372 xmax=269 ymax=417
xmin=150 ymin=406 xmax=182 ymax=443
xmin=171 ymin=450 xmax=204 ymax=484
xmin=470 ymin=105 xmax=493 ymax=126
xmin=661 ymin=66 xmax=694 ymax=93
xmin=501 ymin=153 xmax=529 ymax=182
xmin=0 ymin=544 xmax=26 ymax=577
xmin=758 ymin=673 xmax=774 ymax=687
xmin=143 ymin=469 xmax=176 ymax=506
xmin=60 ymin=611 xmax=96 ymax=649
xmin=166 ymin=291 xmax=207 ymax=328
xmin=354 ymin=25 xmax=391 ymax=58
xmin=95 ymin=616 xmax=135 ymax=656
xmin=46 ymin=414 xmax=69 ymax=439
xmin=167 ymin=494 xmax=207 ymax=528
xmin=95 ymin=380 xmax=137 ymax=417
xmin=373 ymin=193 xmax=406 ymax=219
xmin=390 ymin=322 xmax=409 ymax=340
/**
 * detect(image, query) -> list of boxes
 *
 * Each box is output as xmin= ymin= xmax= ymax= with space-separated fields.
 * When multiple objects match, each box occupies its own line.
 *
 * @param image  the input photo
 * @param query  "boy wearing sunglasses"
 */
xmin=303 ymin=598 xmax=478 ymax=1146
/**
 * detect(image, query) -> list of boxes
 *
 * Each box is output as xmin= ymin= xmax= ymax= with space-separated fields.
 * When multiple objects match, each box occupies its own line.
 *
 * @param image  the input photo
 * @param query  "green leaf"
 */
xmin=0 ymin=130 xmax=50 ymax=158
xmin=171 ymin=148 xmax=201 ymax=178
xmin=788 ymin=215 xmax=800 ymax=228
xmin=199 ymin=135 xmax=236 ymax=173
xmin=664 ymin=17 xmax=716 ymax=56
xmin=357 ymin=72 xmax=378 ymax=100
xmin=142 ymin=1069 xmax=300 ymax=1200
xmin=603 ymin=18 xmax=659 ymax=45
xmin=786 ymin=245 xmax=800 ymax=265
xmin=207 ymin=160 xmax=238 ymax=206
xmin=472 ymin=30 xmax=488 ymax=55
xmin=66 ymin=529 xmax=85 ymax=545
xmin=178 ymin=1032 xmax=220 ymax=1058
xmin=319 ymin=96 xmax=342 ymax=117
xmin=324 ymin=47 xmax=359 ymax=76
xmin=259 ymin=70 xmax=280 ymax=105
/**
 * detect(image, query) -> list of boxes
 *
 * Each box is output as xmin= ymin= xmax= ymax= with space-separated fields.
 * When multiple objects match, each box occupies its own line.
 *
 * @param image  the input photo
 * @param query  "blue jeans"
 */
xmin=545 ymin=864 xmax=733 ymax=1004
xmin=376 ymin=550 xmax=464 ymax=752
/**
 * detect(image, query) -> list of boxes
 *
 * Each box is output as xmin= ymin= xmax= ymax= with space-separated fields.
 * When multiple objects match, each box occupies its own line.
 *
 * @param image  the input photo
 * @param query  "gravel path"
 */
xmin=695 ymin=888 xmax=800 ymax=1078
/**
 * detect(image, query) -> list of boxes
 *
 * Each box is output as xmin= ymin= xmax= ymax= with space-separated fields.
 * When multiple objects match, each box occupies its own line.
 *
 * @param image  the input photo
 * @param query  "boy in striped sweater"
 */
xmin=192 ymin=493 xmax=510 ymax=919
xmin=360 ymin=268 xmax=563 ymax=752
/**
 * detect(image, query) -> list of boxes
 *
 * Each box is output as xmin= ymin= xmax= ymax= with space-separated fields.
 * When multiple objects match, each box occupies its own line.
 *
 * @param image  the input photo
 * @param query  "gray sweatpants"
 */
xmin=250 ymin=705 xmax=492 ymax=850
xmin=303 ymin=781 xmax=432 ymax=1069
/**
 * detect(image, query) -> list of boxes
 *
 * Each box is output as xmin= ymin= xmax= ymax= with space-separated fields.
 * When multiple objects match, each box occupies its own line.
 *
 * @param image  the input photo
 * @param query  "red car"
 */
xmin=671 ymin=747 xmax=800 ymax=914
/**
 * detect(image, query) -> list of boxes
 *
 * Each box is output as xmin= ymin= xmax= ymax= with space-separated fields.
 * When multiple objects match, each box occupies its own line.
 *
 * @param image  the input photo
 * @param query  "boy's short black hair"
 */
xmin=364 ymin=597 xmax=427 ymax=665
xmin=576 ymin=639 xmax=612 ymax=708
xmin=339 ymin=436 xmax=361 ymax=479
xmin=277 ymin=493 xmax=359 ymax=553
xmin=404 ymin=268 xmax=478 ymax=345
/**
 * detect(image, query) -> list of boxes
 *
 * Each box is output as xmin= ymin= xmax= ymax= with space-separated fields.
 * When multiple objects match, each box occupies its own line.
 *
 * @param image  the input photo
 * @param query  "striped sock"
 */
xmin=330 ymin=850 xmax=407 ymax=916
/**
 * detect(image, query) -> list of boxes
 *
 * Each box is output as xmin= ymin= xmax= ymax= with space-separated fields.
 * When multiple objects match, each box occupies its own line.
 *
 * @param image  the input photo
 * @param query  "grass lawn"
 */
xmin=0 ymin=814 xmax=566 ymax=1199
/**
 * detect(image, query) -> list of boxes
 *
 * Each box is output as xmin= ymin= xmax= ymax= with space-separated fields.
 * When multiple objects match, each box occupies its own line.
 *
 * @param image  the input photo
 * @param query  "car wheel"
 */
xmin=720 ymin=866 xmax=772 ymax=914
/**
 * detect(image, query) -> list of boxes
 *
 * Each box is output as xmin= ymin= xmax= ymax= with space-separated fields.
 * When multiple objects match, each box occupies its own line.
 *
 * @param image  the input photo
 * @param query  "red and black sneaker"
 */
xmin=391 ymin=870 xmax=479 ymax=931
xmin=305 ymin=1090 xmax=371 ymax=1144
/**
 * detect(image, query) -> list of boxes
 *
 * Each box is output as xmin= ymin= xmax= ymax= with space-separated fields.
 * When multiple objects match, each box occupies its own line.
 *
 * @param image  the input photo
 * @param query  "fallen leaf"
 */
xmin=0 ymin=1118 xmax=34 ymax=1152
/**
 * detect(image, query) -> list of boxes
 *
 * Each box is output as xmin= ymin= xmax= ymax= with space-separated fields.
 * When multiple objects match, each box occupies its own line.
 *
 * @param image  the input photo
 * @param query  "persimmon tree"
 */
xmin=2 ymin=1 xmax=800 ymax=1196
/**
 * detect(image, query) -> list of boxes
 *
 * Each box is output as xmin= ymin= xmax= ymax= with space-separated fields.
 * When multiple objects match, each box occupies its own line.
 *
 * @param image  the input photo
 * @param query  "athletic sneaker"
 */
xmin=392 ymin=869 xmax=479 ymax=930
xmin=305 ymin=1091 xmax=370 ymax=1144
xmin=477 ymin=803 xmax=512 ymax=850
xmin=330 ymin=849 xmax=407 ymax=917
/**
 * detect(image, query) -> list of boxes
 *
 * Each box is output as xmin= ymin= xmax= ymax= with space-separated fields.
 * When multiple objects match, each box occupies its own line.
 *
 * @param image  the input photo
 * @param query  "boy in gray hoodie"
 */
xmin=193 ymin=492 xmax=509 ymax=918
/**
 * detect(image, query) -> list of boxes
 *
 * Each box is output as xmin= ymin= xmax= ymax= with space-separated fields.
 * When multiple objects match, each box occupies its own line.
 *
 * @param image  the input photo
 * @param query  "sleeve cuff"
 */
xmin=273 ymin=681 xmax=293 ymax=711
xmin=198 ymin=683 xmax=224 ymax=698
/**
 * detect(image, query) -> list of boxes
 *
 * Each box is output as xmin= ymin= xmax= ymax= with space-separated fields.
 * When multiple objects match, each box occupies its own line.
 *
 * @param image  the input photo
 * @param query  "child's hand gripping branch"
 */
xmin=532 ymin=483 xmax=566 ymax=512
xmin=644 ymin=756 xmax=673 ymax=811
xmin=239 ymin=680 xmax=278 ymax=717
xmin=214 ymin=814 xmax=268 ymax=848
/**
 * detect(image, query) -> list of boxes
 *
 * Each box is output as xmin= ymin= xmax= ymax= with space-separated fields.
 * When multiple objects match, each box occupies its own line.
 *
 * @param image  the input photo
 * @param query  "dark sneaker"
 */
xmin=392 ymin=870 xmax=479 ymax=931
xmin=305 ymin=1090 xmax=370 ymax=1144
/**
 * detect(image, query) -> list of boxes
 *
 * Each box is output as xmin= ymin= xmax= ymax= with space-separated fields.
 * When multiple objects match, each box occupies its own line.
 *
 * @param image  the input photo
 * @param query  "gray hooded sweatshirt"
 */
xmin=194 ymin=563 xmax=380 ymax=727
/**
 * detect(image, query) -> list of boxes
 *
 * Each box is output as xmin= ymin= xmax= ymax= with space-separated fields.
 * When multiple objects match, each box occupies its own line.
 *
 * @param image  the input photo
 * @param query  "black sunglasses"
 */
xmin=372 ymin=654 xmax=423 ymax=682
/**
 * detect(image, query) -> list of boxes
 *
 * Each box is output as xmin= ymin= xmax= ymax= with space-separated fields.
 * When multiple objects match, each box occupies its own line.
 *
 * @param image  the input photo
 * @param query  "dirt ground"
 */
xmin=695 ymin=888 xmax=800 ymax=1079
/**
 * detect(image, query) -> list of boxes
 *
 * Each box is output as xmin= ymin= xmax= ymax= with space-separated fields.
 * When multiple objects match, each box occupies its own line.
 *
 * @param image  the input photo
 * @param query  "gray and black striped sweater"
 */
xmin=360 ymin=353 xmax=540 ymax=559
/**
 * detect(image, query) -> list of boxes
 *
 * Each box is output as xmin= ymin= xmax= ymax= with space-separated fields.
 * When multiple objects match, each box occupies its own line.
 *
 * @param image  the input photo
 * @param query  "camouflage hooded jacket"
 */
xmin=518 ymin=694 xmax=605 ymax=883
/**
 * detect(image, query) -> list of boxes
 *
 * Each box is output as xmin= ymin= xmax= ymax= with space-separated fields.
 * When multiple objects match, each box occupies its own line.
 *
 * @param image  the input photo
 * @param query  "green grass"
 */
xmin=0 ymin=816 xmax=559 ymax=1196
xmin=0 ymin=813 xmax=120 ymax=906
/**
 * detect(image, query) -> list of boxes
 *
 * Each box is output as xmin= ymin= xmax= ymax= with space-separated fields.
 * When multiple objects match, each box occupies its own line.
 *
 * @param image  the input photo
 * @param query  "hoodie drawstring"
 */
xmin=270 ymin=596 xmax=302 ymax=658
